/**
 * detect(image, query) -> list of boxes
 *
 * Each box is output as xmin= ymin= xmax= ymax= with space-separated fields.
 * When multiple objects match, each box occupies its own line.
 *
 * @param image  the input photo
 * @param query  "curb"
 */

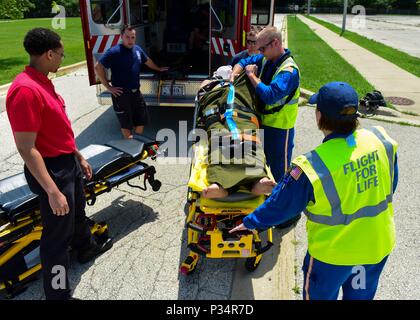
xmin=56 ymin=61 xmax=87 ymax=75
xmin=300 ymin=88 xmax=314 ymax=99
xmin=0 ymin=61 xmax=87 ymax=96
xmin=0 ymin=83 xmax=12 ymax=96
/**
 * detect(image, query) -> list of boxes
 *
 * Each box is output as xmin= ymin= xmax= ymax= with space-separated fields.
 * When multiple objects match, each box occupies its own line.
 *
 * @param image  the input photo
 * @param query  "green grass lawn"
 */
xmin=288 ymin=16 xmax=375 ymax=97
xmin=306 ymin=15 xmax=420 ymax=78
xmin=0 ymin=18 xmax=85 ymax=85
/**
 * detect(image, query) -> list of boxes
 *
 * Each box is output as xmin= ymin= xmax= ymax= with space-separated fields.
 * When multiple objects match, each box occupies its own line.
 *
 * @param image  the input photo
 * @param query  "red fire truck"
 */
xmin=79 ymin=0 xmax=276 ymax=106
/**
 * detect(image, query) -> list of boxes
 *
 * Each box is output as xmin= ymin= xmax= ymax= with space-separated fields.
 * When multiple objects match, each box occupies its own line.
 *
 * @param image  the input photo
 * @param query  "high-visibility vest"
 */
xmin=258 ymin=56 xmax=300 ymax=129
xmin=292 ymin=127 xmax=398 ymax=265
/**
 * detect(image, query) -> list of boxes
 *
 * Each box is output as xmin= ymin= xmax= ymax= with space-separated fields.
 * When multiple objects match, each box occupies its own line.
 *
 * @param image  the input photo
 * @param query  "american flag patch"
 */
xmin=290 ymin=166 xmax=303 ymax=181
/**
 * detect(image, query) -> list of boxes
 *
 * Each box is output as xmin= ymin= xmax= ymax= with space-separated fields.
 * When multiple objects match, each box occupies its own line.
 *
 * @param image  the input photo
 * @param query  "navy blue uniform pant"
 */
xmin=24 ymin=154 xmax=93 ymax=300
xmin=302 ymin=251 xmax=389 ymax=300
xmin=262 ymin=125 xmax=295 ymax=182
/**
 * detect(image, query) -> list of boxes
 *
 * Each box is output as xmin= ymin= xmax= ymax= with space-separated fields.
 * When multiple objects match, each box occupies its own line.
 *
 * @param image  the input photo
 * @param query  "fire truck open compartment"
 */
xmin=131 ymin=0 xmax=211 ymax=77
xmin=89 ymin=0 xmax=212 ymax=77
xmin=81 ymin=0 xmax=274 ymax=106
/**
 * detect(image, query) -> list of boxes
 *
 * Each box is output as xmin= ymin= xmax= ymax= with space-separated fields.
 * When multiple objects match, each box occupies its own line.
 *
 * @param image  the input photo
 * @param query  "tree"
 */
xmin=25 ymin=0 xmax=79 ymax=18
xmin=391 ymin=0 xmax=419 ymax=9
xmin=355 ymin=0 xmax=395 ymax=9
xmin=312 ymin=0 xmax=343 ymax=7
xmin=56 ymin=0 xmax=80 ymax=17
xmin=0 ymin=0 xmax=34 ymax=19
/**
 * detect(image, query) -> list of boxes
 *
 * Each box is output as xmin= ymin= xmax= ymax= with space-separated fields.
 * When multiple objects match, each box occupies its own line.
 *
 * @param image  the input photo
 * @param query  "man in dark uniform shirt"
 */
xmin=95 ymin=25 xmax=168 ymax=139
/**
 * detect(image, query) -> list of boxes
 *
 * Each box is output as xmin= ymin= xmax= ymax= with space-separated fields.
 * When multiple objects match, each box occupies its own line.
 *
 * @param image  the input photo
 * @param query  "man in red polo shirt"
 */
xmin=6 ymin=28 xmax=112 ymax=300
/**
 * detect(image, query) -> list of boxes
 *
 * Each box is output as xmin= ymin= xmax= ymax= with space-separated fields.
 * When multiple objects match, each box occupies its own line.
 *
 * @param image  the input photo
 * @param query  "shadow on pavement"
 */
xmin=68 ymin=196 xmax=159 ymax=298
xmin=230 ymin=226 xmax=295 ymax=300
xmin=75 ymin=105 xmax=195 ymax=158
xmin=11 ymin=195 xmax=158 ymax=300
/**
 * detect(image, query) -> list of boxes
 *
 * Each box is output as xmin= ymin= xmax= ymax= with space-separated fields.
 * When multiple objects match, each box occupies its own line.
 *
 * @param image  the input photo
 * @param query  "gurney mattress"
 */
xmin=0 ymin=138 xmax=150 ymax=221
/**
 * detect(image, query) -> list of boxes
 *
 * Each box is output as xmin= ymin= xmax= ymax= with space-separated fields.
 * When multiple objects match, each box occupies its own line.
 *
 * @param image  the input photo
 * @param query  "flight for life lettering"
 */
xmin=343 ymin=151 xmax=379 ymax=193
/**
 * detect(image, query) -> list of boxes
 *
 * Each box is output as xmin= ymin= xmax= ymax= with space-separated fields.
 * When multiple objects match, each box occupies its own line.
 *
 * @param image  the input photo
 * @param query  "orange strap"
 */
xmin=220 ymin=111 xmax=260 ymax=128
xmin=223 ymin=133 xmax=261 ymax=144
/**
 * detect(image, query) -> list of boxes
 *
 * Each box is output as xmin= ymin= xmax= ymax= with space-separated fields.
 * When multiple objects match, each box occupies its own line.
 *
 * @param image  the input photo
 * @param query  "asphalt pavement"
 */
xmin=0 ymin=68 xmax=295 ymax=300
xmin=1 ymin=67 xmax=418 ymax=300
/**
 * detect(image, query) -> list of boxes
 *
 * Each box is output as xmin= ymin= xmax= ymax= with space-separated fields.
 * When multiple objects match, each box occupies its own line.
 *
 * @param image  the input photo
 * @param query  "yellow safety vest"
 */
xmin=259 ymin=56 xmax=300 ymax=129
xmin=292 ymin=127 xmax=397 ymax=265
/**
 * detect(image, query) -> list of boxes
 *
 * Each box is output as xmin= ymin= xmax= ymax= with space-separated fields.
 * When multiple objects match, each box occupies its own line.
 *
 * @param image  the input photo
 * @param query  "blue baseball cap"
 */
xmin=309 ymin=82 xmax=359 ymax=120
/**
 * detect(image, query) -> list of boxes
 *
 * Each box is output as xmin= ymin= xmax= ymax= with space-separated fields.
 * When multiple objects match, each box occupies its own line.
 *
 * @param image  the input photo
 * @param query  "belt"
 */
xmin=202 ymin=104 xmax=258 ymax=129
xmin=203 ymin=103 xmax=255 ymax=118
xmin=43 ymin=152 xmax=76 ymax=166
xmin=122 ymin=88 xmax=140 ymax=94
xmin=221 ymin=111 xmax=259 ymax=128
xmin=203 ymin=110 xmax=260 ymax=130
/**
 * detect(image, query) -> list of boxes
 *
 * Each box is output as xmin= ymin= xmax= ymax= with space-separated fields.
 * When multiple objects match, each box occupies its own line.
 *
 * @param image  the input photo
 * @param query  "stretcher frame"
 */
xmin=180 ymin=90 xmax=274 ymax=275
xmin=0 ymin=136 xmax=162 ymax=298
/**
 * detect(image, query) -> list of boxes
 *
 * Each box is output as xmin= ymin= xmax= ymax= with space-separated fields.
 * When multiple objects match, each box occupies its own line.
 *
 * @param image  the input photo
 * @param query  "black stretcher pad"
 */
xmin=0 ymin=138 xmax=151 ymax=222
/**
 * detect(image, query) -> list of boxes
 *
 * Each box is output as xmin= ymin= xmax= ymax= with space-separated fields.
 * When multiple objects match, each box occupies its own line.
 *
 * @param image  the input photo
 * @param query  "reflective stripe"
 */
xmin=367 ymin=127 xmax=395 ymax=201
xmin=275 ymin=98 xmax=298 ymax=106
xmin=304 ymin=134 xmax=394 ymax=226
xmin=288 ymin=98 xmax=299 ymax=105
xmin=304 ymin=194 xmax=393 ymax=226
xmin=304 ymin=150 xmax=343 ymax=225
xmin=280 ymin=63 xmax=298 ymax=70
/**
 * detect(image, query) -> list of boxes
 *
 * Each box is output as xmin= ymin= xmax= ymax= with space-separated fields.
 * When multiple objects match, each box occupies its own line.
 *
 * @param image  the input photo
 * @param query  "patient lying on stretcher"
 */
xmin=196 ymin=70 xmax=276 ymax=199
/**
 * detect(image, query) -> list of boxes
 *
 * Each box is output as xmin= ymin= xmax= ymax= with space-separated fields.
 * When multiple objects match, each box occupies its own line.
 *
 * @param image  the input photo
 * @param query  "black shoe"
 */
xmin=77 ymin=237 xmax=113 ymax=264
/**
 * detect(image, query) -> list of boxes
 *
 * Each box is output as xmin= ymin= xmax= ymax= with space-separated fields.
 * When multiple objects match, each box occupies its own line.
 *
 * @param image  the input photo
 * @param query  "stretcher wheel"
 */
xmin=245 ymin=256 xmax=261 ymax=272
xmin=180 ymin=252 xmax=199 ymax=276
xmin=149 ymin=179 xmax=162 ymax=192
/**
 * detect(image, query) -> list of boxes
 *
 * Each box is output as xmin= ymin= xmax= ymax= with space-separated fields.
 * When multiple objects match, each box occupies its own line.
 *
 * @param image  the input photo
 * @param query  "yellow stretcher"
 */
xmin=180 ymin=138 xmax=274 ymax=275
xmin=0 ymin=136 xmax=161 ymax=298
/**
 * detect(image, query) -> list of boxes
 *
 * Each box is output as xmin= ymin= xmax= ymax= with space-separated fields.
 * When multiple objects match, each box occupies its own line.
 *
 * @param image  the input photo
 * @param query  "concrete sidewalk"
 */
xmin=298 ymin=15 xmax=420 ymax=117
xmin=231 ymin=13 xmax=297 ymax=300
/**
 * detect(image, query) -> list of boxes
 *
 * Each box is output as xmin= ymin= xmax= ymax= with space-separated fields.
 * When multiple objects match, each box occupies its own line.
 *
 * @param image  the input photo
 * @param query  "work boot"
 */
xmin=77 ymin=236 xmax=113 ymax=264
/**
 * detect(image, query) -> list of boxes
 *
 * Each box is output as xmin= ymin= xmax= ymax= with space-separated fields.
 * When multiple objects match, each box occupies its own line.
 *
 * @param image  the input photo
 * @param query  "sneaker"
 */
xmin=77 ymin=237 xmax=113 ymax=264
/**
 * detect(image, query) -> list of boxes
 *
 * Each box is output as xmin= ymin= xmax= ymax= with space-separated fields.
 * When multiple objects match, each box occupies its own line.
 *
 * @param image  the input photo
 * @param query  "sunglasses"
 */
xmin=258 ymin=39 xmax=276 ymax=53
xmin=246 ymin=40 xmax=257 ymax=45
